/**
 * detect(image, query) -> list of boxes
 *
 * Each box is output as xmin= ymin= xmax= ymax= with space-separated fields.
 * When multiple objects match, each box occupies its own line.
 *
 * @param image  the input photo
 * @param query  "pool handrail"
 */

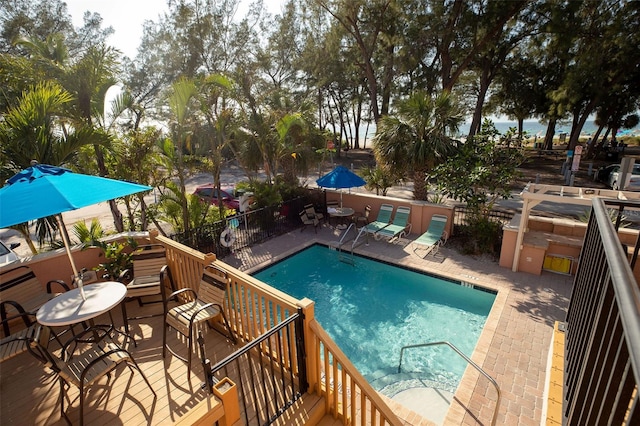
xmin=397 ymin=340 xmax=501 ymax=426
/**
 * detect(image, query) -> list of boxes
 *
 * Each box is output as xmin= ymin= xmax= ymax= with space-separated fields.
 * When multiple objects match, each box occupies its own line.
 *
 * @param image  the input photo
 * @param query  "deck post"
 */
xmin=297 ymin=297 xmax=318 ymax=393
xmin=213 ymin=377 xmax=240 ymax=426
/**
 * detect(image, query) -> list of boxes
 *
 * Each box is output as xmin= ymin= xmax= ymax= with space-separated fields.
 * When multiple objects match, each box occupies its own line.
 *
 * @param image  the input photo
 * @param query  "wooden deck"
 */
xmin=0 ymin=301 xmax=324 ymax=425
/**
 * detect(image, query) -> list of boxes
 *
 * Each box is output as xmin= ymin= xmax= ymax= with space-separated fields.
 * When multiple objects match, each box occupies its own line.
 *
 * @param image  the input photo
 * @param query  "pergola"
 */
xmin=512 ymin=183 xmax=640 ymax=272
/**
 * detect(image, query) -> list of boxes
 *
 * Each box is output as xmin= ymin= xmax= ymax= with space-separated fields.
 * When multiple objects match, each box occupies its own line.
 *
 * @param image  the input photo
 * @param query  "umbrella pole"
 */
xmin=56 ymin=215 xmax=86 ymax=300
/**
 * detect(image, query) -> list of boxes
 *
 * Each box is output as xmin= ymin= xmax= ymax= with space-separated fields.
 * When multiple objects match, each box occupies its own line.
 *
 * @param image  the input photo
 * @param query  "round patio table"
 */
xmin=328 ymin=207 xmax=355 ymax=229
xmin=37 ymin=281 xmax=126 ymax=327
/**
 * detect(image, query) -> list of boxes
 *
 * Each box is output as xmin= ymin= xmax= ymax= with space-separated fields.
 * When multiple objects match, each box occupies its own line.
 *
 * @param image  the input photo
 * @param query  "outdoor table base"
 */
xmin=328 ymin=207 xmax=355 ymax=228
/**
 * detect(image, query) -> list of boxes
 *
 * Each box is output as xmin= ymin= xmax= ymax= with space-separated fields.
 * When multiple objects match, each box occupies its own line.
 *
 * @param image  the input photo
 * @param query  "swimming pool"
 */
xmin=253 ymin=244 xmax=496 ymax=392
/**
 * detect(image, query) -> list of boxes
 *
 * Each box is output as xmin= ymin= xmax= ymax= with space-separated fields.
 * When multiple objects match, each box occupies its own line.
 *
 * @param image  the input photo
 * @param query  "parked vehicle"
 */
xmin=193 ymin=184 xmax=240 ymax=210
xmin=597 ymin=163 xmax=640 ymax=190
xmin=0 ymin=241 xmax=20 ymax=266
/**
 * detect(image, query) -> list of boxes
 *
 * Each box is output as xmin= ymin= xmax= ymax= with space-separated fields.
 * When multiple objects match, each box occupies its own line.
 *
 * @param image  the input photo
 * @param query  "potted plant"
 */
xmin=72 ymin=220 xmax=137 ymax=281
xmin=97 ymin=240 xmax=136 ymax=281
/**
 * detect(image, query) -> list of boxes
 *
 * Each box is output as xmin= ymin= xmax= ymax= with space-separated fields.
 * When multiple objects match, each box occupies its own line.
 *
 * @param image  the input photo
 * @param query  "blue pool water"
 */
xmin=253 ymin=244 xmax=496 ymax=391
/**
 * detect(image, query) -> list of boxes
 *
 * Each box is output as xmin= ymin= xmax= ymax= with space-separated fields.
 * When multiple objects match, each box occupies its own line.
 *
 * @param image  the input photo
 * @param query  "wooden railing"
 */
xmin=152 ymin=234 xmax=216 ymax=291
xmin=308 ymin=320 xmax=403 ymax=426
xmin=154 ymin=235 xmax=401 ymax=424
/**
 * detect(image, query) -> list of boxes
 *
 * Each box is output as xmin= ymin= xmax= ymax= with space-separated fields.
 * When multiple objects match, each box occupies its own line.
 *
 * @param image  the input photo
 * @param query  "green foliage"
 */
xmin=432 ymin=119 xmax=524 ymax=255
xmin=373 ymin=90 xmax=463 ymax=200
xmin=578 ymin=208 xmax=631 ymax=228
xmin=501 ymin=127 xmax=529 ymax=147
xmin=72 ymin=219 xmax=104 ymax=246
xmin=243 ymin=177 xmax=308 ymax=209
xmin=97 ymin=241 xmax=135 ymax=280
xmin=456 ymin=216 xmax=503 ymax=257
xmin=428 ymin=191 xmax=447 ymax=205
xmin=432 ymin=119 xmax=524 ymax=212
xmin=69 ymin=218 xmax=138 ymax=279
xmin=249 ymin=180 xmax=284 ymax=208
xmin=360 ymin=166 xmax=397 ymax=196
xmin=155 ymin=181 xmax=227 ymax=233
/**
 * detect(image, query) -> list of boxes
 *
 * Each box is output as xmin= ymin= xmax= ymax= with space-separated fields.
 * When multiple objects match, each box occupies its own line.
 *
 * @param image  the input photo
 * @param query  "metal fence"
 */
xmin=171 ymin=196 xmax=321 ymax=256
xmin=564 ymin=198 xmax=640 ymax=424
xmin=452 ymin=205 xmax=515 ymax=234
xmin=198 ymin=310 xmax=308 ymax=425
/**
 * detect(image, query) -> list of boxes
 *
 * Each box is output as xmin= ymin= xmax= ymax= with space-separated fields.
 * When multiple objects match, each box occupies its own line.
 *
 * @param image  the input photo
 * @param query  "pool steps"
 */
xmin=328 ymin=223 xmax=367 ymax=264
xmin=368 ymin=368 xmax=458 ymax=395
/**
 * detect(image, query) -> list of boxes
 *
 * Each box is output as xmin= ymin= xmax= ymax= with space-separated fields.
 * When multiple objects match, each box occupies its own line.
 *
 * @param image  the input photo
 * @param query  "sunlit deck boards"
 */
xmin=0 ymin=304 xmax=240 ymax=425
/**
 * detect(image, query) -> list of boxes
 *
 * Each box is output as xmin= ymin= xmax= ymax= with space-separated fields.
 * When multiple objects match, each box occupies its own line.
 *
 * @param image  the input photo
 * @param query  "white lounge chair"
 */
xmin=410 ymin=214 xmax=449 ymax=258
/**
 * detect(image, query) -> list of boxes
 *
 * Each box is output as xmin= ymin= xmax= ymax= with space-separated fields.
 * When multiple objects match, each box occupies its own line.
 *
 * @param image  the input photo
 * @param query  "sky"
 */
xmin=64 ymin=0 xmax=284 ymax=58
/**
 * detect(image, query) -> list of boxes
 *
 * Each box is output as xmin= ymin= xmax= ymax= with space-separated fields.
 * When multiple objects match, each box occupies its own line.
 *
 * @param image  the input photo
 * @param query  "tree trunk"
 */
xmin=567 ymin=100 xmax=597 ymax=151
xmin=467 ymin=67 xmax=491 ymax=141
xmin=380 ymin=42 xmax=395 ymax=117
xmin=585 ymin=123 xmax=606 ymax=159
xmin=352 ymin=96 xmax=363 ymax=149
xmin=412 ymin=169 xmax=429 ymax=201
xmin=93 ymin=143 xmax=125 ymax=232
xmin=16 ymin=224 xmax=38 ymax=254
xmin=543 ymin=118 xmax=556 ymax=150
xmin=518 ymin=119 xmax=524 ymax=142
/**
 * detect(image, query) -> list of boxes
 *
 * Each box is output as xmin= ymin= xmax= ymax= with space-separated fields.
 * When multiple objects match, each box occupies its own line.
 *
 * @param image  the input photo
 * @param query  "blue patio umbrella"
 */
xmin=0 ymin=163 xmax=152 ymax=297
xmin=316 ymin=165 xmax=366 ymax=207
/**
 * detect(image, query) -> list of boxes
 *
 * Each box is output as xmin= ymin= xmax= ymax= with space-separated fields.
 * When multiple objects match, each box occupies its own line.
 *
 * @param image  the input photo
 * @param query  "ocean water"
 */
xmin=358 ymin=119 xmax=640 ymax=141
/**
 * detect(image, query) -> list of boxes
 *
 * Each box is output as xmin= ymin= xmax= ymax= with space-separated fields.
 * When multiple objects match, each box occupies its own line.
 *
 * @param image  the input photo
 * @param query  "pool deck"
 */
xmin=222 ymin=224 xmax=573 ymax=426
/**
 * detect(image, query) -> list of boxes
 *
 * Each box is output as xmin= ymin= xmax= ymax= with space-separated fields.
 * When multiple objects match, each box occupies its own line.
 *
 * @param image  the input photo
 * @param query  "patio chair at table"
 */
xmin=325 ymin=200 xmax=339 ymax=225
xmin=163 ymin=264 xmax=237 ymax=380
xmin=410 ymin=214 xmax=449 ymax=258
xmin=29 ymin=324 xmax=155 ymax=426
xmin=304 ymin=203 xmax=325 ymax=223
xmin=120 ymin=244 xmax=175 ymax=334
xmin=353 ymin=204 xmax=371 ymax=228
xmin=0 ymin=266 xmax=56 ymax=335
xmin=362 ymin=203 xmax=395 ymax=236
xmin=373 ymin=205 xmax=412 ymax=242
xmin=299 ymin=210 xmax=319 ymax=233
xmin=45 ymin=268 xmax=98 ymax=296
xmin=0 ymin=302 xmax=62 ymax=362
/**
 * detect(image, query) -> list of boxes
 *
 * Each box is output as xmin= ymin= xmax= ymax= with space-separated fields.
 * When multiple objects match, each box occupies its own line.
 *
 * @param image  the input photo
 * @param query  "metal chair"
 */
xmin=163 ymin=264 xmax=237 ymax=380
xmin=30 ymin=324 xmax=155 ymax=426
xmin=353 ymin=204 xmax=371 ymax=228
xmin=326 ymin=200 xmax=340 ymax=225
xmin=304 ymin=203 xmax=324 ymax=222
xmin=120 ymin=244 xmax=175 ymax=334
xmin=299 ymin=210 xmax=319 ymax=233
xmin=0 ymin=304 xmax=40 ymax=363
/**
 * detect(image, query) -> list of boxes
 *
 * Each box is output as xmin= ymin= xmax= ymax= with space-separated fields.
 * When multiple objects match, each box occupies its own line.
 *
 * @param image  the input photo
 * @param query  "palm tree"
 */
xmin=167 ymin=77 xmax=199 ymax=234
xmin=0 ymin=81 xmax=105 ymax=253
xmin=199 ymin=74 xmax=242 ymax=213
xmin=373 ymin=91 xmax=463 ymax=200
